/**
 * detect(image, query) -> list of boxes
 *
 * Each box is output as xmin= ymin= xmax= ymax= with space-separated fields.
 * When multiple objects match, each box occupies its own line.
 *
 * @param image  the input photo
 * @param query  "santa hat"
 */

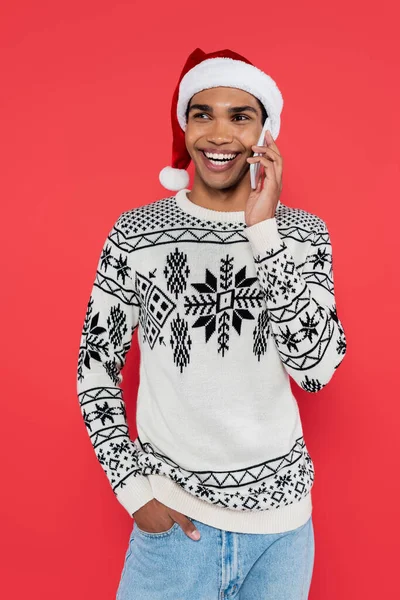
xmin=159 ymin=47 xmax=284 ymax=191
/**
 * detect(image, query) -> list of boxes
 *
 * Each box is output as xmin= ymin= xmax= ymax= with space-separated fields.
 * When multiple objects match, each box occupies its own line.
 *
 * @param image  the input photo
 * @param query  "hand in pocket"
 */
xmin=133 ymin=499 xmax=201 ymax=540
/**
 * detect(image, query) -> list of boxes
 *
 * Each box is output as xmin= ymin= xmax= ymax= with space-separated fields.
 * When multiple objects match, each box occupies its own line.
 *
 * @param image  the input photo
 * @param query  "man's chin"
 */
xmin=196 ymin=168 xmax=247 ymax=191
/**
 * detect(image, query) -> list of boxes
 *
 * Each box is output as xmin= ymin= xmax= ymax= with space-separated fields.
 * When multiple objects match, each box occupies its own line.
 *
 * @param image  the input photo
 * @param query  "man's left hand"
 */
xmin=245 ymin=130 xmax=283 ymax=227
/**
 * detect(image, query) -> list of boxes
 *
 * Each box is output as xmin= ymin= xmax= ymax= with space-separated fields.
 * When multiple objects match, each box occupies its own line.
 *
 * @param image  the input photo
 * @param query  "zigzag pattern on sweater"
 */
xmin=76 ymin=193 xmax=346 ymax=519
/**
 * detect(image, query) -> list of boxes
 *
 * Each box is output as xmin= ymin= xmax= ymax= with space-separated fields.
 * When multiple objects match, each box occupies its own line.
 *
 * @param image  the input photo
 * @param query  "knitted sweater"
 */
xmin=76 ymin=188 xmax=346 ymax=534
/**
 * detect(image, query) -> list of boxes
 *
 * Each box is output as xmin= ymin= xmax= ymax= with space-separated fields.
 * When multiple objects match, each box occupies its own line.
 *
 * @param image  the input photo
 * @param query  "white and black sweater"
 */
xmin=76 ymin=188 xmax=346 ymax=534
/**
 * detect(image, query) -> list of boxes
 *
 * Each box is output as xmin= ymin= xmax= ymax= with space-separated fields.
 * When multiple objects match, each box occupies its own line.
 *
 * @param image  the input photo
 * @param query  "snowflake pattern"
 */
xmin=134 ymin=435 xmax=315 ymax=511
xmin=170 ymin=313 xmax=192 ymax=372
xmin=164 ymin=247 xmax=191 ymax=299
xmin=76 ymin=195 xmax=346 ymax=519
xmin=77 ymin=297 xmax=131 ymax=384
xmin=183 ymin=256 xmax=264 ymax=356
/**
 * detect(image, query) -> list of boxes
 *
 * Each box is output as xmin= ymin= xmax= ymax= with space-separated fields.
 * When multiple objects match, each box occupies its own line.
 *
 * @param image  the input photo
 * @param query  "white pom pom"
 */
xmin=159 ymin=166 xmax=190 ymax=191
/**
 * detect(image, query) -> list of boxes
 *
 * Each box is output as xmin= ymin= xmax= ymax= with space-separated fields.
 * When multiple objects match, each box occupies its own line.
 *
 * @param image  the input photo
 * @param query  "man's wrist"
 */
xmin=246 ymin=214 xmax=275 ymax=227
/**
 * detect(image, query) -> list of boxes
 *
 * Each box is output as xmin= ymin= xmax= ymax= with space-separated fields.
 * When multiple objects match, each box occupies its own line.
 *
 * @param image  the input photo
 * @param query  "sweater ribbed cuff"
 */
xmin=115 ymin=474 xmax=154 ymax=518
xmin=244 ymin=217 xmax=282 ymax=255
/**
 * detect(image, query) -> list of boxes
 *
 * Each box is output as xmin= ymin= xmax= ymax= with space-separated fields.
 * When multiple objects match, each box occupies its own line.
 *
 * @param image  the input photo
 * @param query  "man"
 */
xmin=77 ymin=47 xmax=346 ymax=599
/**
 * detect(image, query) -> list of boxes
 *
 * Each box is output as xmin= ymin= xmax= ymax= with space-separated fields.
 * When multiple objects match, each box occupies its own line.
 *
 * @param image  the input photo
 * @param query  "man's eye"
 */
xmin=193 ymin=113 xmax=249 ymax=121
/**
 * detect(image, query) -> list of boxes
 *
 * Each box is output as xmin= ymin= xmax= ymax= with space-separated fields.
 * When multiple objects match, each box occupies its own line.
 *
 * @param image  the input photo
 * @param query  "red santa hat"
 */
xmin=159 ymin=47 xmax=284 ymax=191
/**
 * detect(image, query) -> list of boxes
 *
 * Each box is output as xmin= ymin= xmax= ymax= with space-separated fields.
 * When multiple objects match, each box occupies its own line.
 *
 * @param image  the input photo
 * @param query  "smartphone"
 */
xmin=250 ymin=117 xmax=272 ymax=189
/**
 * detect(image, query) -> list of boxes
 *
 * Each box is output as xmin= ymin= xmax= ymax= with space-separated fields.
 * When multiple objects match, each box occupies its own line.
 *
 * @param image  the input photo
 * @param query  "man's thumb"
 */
xmin=169 ymin=511 xmax=201 ymax=541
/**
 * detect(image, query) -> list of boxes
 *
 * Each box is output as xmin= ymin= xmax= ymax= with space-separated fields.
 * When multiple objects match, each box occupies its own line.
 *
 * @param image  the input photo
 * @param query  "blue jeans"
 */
xmin=116 ymin=514 xmax=315 ymax=599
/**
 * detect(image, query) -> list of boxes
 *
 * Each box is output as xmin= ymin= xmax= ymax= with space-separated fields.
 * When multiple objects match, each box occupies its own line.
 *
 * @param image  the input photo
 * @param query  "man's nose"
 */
xmin=206 ymin=120 xmax=233 ymax=144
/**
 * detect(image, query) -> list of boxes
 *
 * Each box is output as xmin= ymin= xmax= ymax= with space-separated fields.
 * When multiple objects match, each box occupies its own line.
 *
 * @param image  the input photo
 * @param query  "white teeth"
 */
xmin=205 ymin=153 xmax=236 ymax=160
xmin=209 ymin=159 xmax=229 ymax=165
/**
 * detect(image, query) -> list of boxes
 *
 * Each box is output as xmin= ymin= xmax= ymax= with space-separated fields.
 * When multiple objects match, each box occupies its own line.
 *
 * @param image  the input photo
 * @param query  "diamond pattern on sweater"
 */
xmin=76 ymin=192 xmax=346 ymax=521
xmin=135 ymin=436 xmax=314 ymax=511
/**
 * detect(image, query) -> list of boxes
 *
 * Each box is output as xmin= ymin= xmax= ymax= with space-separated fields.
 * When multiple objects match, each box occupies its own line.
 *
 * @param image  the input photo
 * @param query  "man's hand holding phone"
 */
xmin=246 ymin=129 xmax=283 ymax=227
xmin=249 ymin=117 xmax=272 ymax=190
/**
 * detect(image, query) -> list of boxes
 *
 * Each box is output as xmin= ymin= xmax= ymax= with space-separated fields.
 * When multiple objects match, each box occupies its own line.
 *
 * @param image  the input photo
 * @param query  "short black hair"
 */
xmin=185 ymin=96 xmax=268 ymax=125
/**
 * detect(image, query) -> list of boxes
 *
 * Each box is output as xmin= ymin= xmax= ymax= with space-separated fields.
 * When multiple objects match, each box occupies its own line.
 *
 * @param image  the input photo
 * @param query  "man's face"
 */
xmin=185 ymin=87 xmax=264 ymax=190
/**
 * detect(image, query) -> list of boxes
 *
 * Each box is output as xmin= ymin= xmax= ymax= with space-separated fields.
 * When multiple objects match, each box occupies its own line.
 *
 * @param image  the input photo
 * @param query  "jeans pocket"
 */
xmin=134 ymin=520 xmax=180 ymax=538
xmin=119 ymin=535 xmax=134 ymax=580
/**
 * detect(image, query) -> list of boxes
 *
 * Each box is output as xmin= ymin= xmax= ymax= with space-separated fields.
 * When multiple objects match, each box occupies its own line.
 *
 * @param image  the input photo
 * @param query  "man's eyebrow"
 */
xmin=188 ymin=103 xmax=258 ymax=115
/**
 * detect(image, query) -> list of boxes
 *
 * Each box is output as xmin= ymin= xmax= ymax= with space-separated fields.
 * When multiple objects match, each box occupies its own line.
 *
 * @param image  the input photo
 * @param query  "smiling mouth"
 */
xmin=199 ymin=150 xmax=241 ymax=172
xmin=200 ymin=150 xmax=240 ymax=164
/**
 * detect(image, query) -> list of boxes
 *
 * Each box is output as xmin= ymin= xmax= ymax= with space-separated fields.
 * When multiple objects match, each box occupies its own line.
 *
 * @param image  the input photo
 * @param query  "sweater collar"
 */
xmin=175 ymin=188 xmax=281 ymax=224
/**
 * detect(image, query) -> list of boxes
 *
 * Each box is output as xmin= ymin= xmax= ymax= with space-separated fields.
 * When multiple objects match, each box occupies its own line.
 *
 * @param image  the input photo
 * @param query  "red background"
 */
xmin=1 ymin=1 xmax=399 ymax=598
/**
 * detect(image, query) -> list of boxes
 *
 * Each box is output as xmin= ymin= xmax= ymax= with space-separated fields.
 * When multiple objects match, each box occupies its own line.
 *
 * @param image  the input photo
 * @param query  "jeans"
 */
xmin=116 ymin=515 xmax=315 ymax=600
